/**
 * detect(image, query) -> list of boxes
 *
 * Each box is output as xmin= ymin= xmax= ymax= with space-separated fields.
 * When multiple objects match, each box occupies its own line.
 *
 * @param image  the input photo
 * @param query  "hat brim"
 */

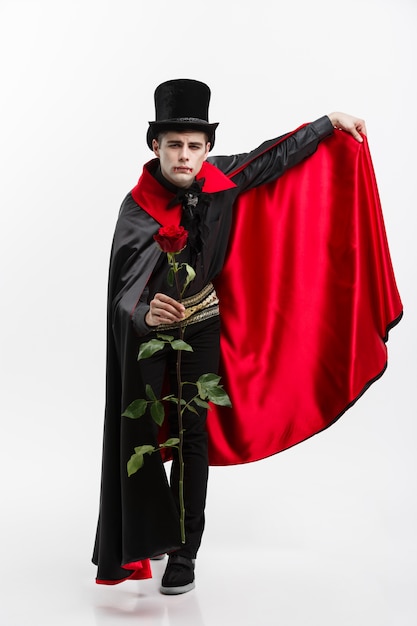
xmin=147 ymin=120 xmax=219 ymax=151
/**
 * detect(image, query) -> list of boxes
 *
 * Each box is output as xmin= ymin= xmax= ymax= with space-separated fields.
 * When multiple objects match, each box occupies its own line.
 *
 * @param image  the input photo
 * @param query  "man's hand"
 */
xmin=145 ymin=293 xmax=186 ymax=327
xmin=328 ymin=112 xmax=367 ymax=142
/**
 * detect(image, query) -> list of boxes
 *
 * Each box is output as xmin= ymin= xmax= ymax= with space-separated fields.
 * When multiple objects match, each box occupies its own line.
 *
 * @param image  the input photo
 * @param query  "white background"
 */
xmin=0 ymin=1 xmax=416 ymax=624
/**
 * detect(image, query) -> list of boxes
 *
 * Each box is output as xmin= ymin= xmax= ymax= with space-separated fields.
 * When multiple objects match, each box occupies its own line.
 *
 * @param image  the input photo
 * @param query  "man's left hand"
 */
xmin=328 ymin=112 xmax=367 ymax=142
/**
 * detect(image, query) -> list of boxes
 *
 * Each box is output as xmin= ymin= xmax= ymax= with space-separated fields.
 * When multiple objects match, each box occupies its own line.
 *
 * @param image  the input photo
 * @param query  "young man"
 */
xmin=93 ymin=79 xmax=401 ymax=594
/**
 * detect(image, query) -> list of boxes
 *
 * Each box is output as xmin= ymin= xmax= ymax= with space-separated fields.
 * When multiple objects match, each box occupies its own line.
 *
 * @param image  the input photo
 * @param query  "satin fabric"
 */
xmin=209 ymin=131 xmax=402 ymax=464
xmin=96 ymin=559 xmax=152 ymax=585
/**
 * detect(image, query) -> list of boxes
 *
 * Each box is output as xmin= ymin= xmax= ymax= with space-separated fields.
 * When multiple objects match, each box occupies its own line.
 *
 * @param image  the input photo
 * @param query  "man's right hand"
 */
xmin=327 ymin=112 xmax=367 ymax=142
xmin=145 ymin=293 xmax=186 ymax=327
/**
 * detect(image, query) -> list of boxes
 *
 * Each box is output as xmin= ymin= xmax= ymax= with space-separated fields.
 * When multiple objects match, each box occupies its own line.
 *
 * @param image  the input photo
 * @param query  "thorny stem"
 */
xmin=173 ymin=262 xmax=186 ymax=544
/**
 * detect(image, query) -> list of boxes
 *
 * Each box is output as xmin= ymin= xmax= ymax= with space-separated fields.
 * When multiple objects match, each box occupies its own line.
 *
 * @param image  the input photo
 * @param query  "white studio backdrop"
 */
xmin=0 ymin=0 xmax=416 ymax=624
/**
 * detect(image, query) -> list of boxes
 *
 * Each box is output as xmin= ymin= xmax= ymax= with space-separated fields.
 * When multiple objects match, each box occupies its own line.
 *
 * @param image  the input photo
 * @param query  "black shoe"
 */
xmin=160 ymin=554 xmax=195 ymax=595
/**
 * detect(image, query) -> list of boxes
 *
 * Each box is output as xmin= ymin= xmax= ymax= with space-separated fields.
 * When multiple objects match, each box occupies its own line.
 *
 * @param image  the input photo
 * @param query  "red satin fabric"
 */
xmin=96 ymin=559 xmax=152 ymax=585
xmin=209 ymin=131 xmax=402 ymax=465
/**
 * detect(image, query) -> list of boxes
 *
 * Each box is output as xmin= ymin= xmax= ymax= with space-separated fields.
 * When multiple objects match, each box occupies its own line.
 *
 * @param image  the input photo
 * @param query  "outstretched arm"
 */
xmin=328 ymin=112 xmax=367 ymax=142
xmin=210 ymin=113 xmax=367 ymax=193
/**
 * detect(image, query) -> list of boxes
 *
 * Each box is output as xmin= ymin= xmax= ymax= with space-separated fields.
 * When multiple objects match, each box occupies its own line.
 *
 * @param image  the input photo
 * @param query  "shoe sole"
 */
xmin=159 ymin=581 xmax=195 ymax=595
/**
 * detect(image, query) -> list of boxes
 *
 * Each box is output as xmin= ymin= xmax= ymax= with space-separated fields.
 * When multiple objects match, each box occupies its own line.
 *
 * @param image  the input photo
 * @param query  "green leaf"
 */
xmin=184 ymin=404 xmax=199 ymax=416
xmin=122 ymin=399 xmax=148 ymax=419
xmin=157 ymin=334 xmax=174 ymax=342
xmin=167 ymin=267 xmax=174 ymax=287
xmin=193 ymin=397 xmax=211 ymax=409
xmin=138 ymin=339 xmax=165 ymax=360
xmin=159 ymin=437 xmax=180 ymax=448
xmin=127 ymin=444 xmax=155 ymax=476
xmin=171 ymin=339 xmax=193 ymax=352
xmin=181 ymin=263 xmax=196 ymax=293
xmin=127 ymin=452 xmax=144 ymax=476
xmin=145 ymin=384 xmax=157 ymax=400
xmin=206 ymin=386 xmax=232 ymax=407
xmin=134 ymin=444 xmax=156 ymax=455
xmin=197 ymin=373 xmax=222 ymax=388
xmin=150 ymin=401 xmax=165 ymax=426
xmin=196 ymin=373 xmax=220 ymax=399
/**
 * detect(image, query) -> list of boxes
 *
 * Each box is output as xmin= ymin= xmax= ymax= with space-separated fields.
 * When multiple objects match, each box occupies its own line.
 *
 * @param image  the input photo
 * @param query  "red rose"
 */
xmin=153 ymin=225 xmax=189 ymax=253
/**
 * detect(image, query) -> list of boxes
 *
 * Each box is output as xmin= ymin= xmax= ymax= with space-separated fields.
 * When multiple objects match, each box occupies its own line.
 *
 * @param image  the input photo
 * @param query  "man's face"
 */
xmin=152 ymin=131 xmax=210 ymax=188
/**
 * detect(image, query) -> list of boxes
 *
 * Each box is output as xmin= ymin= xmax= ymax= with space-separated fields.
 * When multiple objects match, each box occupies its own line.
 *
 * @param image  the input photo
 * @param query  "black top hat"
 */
xmin=147 ymin=79 xmax=219 ymax=151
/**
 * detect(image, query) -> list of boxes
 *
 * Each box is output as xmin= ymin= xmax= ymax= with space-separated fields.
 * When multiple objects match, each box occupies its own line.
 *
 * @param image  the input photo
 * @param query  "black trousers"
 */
xmin=137 ymin=315 xmax=221 ymax=559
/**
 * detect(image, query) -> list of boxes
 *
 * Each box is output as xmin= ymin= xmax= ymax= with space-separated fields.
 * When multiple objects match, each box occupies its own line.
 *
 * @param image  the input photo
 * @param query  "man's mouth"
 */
xmin=174 ymin=167 xmax=192 ymax=173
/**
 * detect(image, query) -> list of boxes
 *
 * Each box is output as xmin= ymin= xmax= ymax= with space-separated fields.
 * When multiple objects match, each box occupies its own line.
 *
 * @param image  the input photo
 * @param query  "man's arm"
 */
xmin=210 ymin=117 xmax=332 ymax=192
xmin=210 ymin=113 xmax=366 ymax=193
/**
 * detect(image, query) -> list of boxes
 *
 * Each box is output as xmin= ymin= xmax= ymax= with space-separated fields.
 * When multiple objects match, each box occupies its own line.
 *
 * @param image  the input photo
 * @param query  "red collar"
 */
xmin=131 ymin=159 xmax=236 ymax=227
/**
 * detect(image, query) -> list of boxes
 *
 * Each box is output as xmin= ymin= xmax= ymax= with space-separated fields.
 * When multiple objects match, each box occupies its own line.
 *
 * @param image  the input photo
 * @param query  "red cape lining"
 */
xmin=208 ymin=131 xmax=402 ymax=464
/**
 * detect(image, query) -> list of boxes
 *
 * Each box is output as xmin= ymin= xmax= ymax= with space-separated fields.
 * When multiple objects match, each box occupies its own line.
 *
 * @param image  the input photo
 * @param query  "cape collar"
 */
xmin=131 ymin=159 xmax=236 ymax=227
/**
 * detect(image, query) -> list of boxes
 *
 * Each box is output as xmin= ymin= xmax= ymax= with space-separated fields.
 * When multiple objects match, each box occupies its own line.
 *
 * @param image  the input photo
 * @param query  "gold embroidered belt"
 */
xmin=155 ymin=282 xmax=219 ymax=331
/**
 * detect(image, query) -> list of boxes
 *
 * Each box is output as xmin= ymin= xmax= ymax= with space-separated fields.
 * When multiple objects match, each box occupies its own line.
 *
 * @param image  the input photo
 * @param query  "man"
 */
xmin=93 ymin=79 xmax=401 ymax=594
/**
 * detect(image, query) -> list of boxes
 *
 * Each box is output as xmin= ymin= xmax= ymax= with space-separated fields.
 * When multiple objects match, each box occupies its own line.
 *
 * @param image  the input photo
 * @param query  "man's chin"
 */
xmin=170 ymin=173 xmax=194 ymax=188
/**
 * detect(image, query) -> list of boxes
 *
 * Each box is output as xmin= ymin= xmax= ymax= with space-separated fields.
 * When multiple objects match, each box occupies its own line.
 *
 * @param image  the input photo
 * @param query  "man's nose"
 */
xmin=179 ymin=146 xmax=189 ymax=160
